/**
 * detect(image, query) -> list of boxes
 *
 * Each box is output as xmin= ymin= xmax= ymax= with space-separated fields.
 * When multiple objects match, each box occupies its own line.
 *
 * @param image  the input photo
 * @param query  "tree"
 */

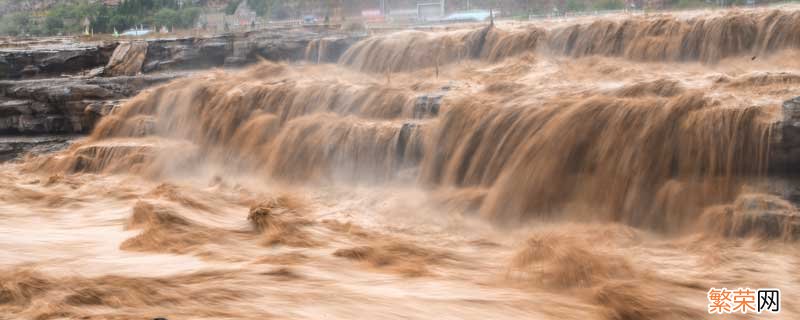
xmin=44 ymin=15 xmax=65 ymax=34
xmin=247 ymin=0 xmax=277 ymax=17
xmin=565 ymin=0 xmax=587 ymax=11
xmin=0 ymin=13 xmax=32 ymax=36
xmin=225 ymin=0 xmax=241 ymax=14
xmin=179 ymin=7 xmax=201 ymax=27
xmin=154 ymin=7 xmax=180 ymax=27
xmin=593 ymin=0 xmax=624 ymax=10
xmin=109 ymin=14 xmax=134 ymax=31
xmin=94 ymin=5 xmax=111 ymax=33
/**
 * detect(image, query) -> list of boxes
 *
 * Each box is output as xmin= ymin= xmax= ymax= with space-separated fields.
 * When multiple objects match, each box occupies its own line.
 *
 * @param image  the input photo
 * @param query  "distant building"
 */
xmin=198 ymin=12 xmax=226 ymax=32
xmin=231 ymin=1 xmax=257 ymax=27
xmin=361 ymin=9 xmax=385 ymax=23
xmin=387 ymin=8 xmax=418 ymax=22
xmin=102 ymin=0 xmax=121 ymax=6
xmin=418 ymin=1 xmax=445 ymax=21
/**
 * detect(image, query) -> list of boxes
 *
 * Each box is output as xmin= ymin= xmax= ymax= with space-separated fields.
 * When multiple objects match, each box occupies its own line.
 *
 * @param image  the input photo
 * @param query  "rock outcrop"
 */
xmin=142 ymin=36 xmax=231 ymax=73
xmin=0 ymin=135 xmax=74 ymax=162
xmin=104 ymin=41 xmax=148 ymax=77
xmin=0 ymin=74 xmax=179 ymax=134
xmin=770 ymin=96 xmax=800 ymax=173
xmin=0 ymin=27 xmax=366 ymax=134
xmin=142 ymin=28 xmax=364 ymax=72
xmin=2 ymin=27 xmax=365 ymax=80
xmin=0 ymin=41 xmax=117 ymax=79
xmin=704 ymin=194 xmax=800 ymax=240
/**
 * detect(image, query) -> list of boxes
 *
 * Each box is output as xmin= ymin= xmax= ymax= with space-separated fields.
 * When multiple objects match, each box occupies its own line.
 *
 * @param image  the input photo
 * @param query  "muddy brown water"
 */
xmin=2 ymin=8 xmax=800 ymax=320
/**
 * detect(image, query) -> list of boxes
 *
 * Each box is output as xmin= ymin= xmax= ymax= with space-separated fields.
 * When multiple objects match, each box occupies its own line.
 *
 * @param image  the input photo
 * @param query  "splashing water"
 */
xmin=3 ymin=8 xmax=800 ymax=320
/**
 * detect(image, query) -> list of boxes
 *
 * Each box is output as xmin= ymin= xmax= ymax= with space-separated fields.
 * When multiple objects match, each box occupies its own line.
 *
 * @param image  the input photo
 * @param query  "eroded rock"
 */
xmin=104 ymin=41 xmax=148 ymax=77
xmin=0 ymin=42 xmax=117 ymax=79
xmin=770 ymin=96 xmax=800 ymax=172
xmin=0 ymin=74 xmax=179 ymax=134
xmin=0 ymin=135 xmax=75 ymax=162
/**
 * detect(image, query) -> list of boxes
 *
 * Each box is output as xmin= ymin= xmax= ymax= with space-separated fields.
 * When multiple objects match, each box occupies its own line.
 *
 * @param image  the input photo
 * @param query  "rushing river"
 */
xmin=2 ymin=8 xmax=800 ymax=319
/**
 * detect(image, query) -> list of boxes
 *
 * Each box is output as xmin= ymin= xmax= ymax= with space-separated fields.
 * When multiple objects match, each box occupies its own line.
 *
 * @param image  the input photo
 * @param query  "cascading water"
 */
xmin=3 ymin=8 xmax=800 ymax=320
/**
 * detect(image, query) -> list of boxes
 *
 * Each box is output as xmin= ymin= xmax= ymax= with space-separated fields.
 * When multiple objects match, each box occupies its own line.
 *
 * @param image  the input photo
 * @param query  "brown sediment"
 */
xmin=23 ymin=137 xmax=201 ymax=178
xmin=121 ymin=201 xmax=224 ymax=254
xmin=333 ymin=241 xmax=453 ymax=277
xmin=148 ymin=183 xmax=212 ymax=211
xmin=726 ymin=71 xmax=800 ymax=87
xmin=613 ymin=79 xmax=685 ymax=97
xmin=510 ymin=230 xmax=636 ymax=288
xmin=593 ymin=281 xmax=705 ymax=320
xmin=0 ymin=268 xmax=245 ymax=318
xmin=248 ymin=196 xmax=318 ymax=247
xmin=322 ymin=219 xmax=377 ymax=240
xmin=252 ymin=252 xmax=310 ymax=265
xmin=701 ymin=193 xmax=800 ymax=240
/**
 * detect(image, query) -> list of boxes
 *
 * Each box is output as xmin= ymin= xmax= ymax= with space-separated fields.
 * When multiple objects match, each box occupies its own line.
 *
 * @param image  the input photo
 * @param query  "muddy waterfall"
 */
xmin=2 ymin=8 xmax=800 ymax=320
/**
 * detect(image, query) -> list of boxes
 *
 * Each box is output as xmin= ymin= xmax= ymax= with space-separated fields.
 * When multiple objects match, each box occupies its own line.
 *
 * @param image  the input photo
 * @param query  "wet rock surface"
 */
xmin=143 ymin=28 xmax=364 ymax=73
xmin=0 ymin=42 xmax=117 ymax=79
xmin=705 ymin=193 xmax=800 ymax=240
xmin=0 ymin=135 xmax=76 ymax=162
xmin=142 ymin=36 xmax=231 ymax=73
xmin=413 ymin=88 xmax=448 ymax=119
xmin=2 ymin=28 xmax=364 ymax=80
xmin=771 ymin=96 xmax=800 ymax=172
xmin=0 ymin=74 xmax=179 ymax=134
xmin=0 ymin=27 xmax=365 ymax=135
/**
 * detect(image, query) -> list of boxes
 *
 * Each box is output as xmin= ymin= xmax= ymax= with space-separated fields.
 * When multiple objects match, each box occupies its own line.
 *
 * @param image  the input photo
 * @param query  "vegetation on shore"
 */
xmin=1 ymin=0 xmax=202 ymax=36
xmin=0 ymin=0 xmax=777 ymax=37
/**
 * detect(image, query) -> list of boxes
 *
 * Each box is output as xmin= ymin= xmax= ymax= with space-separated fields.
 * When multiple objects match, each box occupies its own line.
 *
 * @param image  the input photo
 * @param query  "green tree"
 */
xmin=565 ymin=0 xmax=587 ymax=11
xmin=109 ymin=14 xmax=134 ymax=32
xmin=226 ymin=0 xmax=242 ymax=14
xmin=179 ymin=7 xmax=201 ymax=27
xmin=154 ymin=7 xmax=180 ymax=27
xmin=593 ymin=0 xmax=624 ymax=10
xmin=0 ymin=13 xmax=32 ymax=36
xmin=44 ymin=15 xmax=65 ymax=34
xmin=248 ymin=0 xmax=277 ymax=17
xmin=94 ymin=5 xmax=111 ymax=33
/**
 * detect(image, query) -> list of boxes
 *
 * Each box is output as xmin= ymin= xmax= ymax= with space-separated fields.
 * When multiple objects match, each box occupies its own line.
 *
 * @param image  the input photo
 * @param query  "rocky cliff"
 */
xmin=0 ymin=74 xmax=179 ymax=134
xmin=0 ymin=26 xmax=365 ymax=136
xmin=1 ymin=27 xmax=364 ymax=80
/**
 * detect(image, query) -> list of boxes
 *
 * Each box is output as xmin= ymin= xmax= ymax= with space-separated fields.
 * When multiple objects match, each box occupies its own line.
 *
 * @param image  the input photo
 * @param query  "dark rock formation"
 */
xmin=105 ymin=41 xmax=148 ymax=77
xmin=0 ymin=74 xmax=179 ymax=134
xmin=305 ymin=37 xmax=362 ymax=64
xmin=0 ymin=42 xmax=117 ymax=79
xmin=142 ymin=36 xmax=231 ymax=73
xmin=0 ymin=135 xmax=75 ymax=162
xmin=770 ymin=96 xmax=800 ymax=173
xmin=2 ymin=27 xmax=365 ymax=80
xmin=704 ymin=194 xmax=800 ymax=240
xmin=142 ymin=28 xmax=364 ymax=72
xmin=0 ymin=27 xmax=365 ymax=134
xmin=413 ymin=93 xmax=444 ymax=119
